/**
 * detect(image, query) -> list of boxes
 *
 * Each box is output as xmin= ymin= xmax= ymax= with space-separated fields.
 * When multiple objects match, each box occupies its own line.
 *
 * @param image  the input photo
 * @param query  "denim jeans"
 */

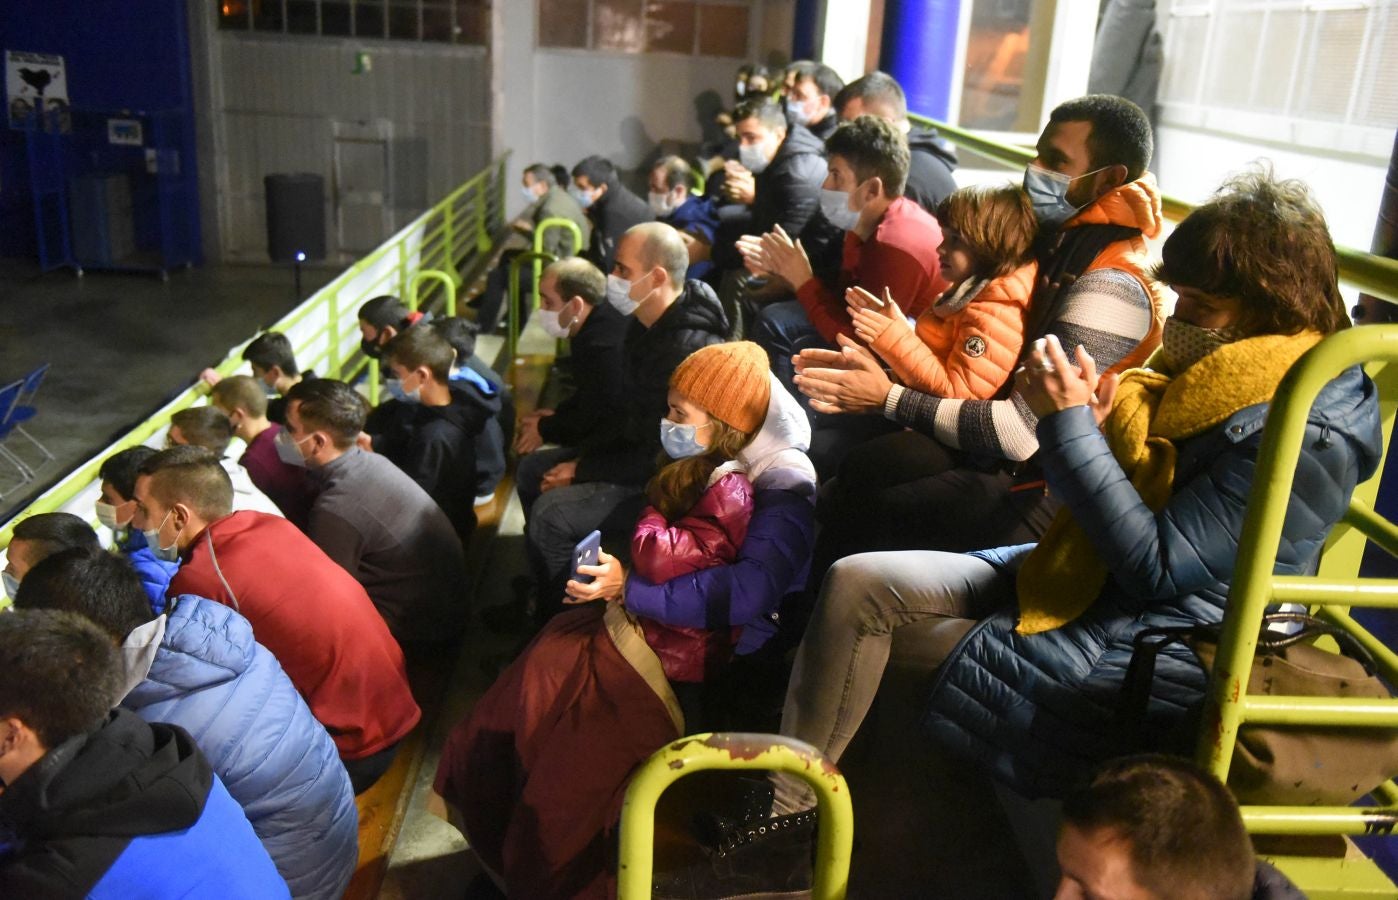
xmin=771 ymin=550 xmax=1014 ymax=814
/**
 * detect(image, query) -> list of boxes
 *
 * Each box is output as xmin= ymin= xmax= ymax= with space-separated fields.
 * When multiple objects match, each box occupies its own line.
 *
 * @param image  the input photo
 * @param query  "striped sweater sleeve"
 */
xmin=889 ymin=269 xmax=1154 ymax=461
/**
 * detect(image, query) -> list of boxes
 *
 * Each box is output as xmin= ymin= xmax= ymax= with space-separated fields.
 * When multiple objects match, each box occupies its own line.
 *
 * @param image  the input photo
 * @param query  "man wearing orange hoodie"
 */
xmin=796 ymin=94 xmax=1166 ymax=568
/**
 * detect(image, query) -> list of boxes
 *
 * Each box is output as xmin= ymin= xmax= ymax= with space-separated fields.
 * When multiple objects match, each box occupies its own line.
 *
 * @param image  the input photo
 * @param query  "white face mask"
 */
xmin=569 ymin=185 xmax=597 ymax=209
xmin=607 ymin=274 xmax=641 ymax=316
xmin=537 ymin=307 xmax=573 ymax=340
xmin=819 ymin=188 xmax=861 ymax=231
xmin=275 ymin=428 xmax=312 ymax=468
xmin=739 ymin=141 xmax=772 ymax=175
xmin=648 ymin=190 xmax=682 ymax=217
xmin=521 ymin=185 xmax=540 ymax=203
xmin=95 ymin=500 xmax=126 ymax=531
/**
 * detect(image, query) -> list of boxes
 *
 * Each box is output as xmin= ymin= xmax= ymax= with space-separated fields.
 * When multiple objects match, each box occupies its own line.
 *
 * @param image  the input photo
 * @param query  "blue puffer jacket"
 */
xmin=122 ymin=596 xmax=359 ymax=899
xmin=117 ymin=530 xmax=179 ymax=614
xmin=923 ymin=366 xmax=1382 ymax=798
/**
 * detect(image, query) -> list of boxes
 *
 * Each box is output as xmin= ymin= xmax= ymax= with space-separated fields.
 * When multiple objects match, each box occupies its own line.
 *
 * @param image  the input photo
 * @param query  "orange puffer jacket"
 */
xmin=1065 ymin=173 xmax=1168 ymax=374
xmin=869 ymin=260 xmax=1037 ymax=399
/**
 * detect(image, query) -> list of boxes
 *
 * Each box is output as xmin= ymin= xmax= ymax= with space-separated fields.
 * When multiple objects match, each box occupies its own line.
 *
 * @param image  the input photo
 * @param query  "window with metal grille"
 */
xmin=1157 ymin=0 xmax=1396 ymax=157
xmin=217 ymin=0 xmax=489 ymax=44
xmin=537 ymin=0 xmax=751 ymax=57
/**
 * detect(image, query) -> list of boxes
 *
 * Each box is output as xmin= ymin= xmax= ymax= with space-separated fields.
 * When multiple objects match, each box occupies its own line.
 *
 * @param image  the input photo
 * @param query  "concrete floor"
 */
xmin=0 ymin=258 xmax=333 ymax=519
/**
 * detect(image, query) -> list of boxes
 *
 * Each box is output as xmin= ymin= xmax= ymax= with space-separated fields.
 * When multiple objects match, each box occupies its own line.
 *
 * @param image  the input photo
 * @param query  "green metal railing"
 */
xmin=909 ymin=114 xmax=1398 ymax=305
xmin=616 ymin=733 xmax=854 ymax=900
xmin=503 ymin=217 xmax=586 ymax=360
xmin=0 ymin=154 xmax=510 ymax=552
xmin=1195 ymin=326 xmax=1398 ymax=892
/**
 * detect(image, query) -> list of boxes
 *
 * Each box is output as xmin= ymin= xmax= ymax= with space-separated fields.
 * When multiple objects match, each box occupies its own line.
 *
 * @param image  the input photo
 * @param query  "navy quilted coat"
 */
xmin=924 ymin=366 xmax=1382 ymax=798
xmin=122 ymin=595 xmax=359 ymax=899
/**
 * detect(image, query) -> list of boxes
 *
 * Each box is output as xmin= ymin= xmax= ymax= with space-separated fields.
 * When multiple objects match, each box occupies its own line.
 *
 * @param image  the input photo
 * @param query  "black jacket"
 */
xmin=713 ymin=124 xmax=829 ymax=270
xmin=585 ymin=181 xmax=655 ymax=274
xmin=807 ymin=112 xmax=839 ymax=142
xmin=905 ymin=127 xmax=959 ymax=214
xmin=366 ymin=386 xmax=491 ymax=538
xmin=575 ymin=280 xmax=729 ymax=485
xmin=538 ymin=301 xmax=630 ymax=447
xmin=0 ymin=710 xmax=287 ymax=898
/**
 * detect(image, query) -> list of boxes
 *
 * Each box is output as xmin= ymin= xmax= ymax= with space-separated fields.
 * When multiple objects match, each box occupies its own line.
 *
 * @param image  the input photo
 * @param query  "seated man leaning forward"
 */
xmin=209 ymin=375 xmax=318 ymax=529
xmin=167 ymin=405 xmax=284 ymax=519
xmin=712 ymin=171 xmax=1380 ymax=854
xmin=15 ymin=549 xmax=359 ymax=900
xmin=283 ymin=378 xmax=470 ymax=643
xmin=0 ymin=609 xmax=289 ymax=898
xmin=130 ymin=445 xmax=421 ymax=793
xmin=514 ymin=256 xmax=630 ymax=518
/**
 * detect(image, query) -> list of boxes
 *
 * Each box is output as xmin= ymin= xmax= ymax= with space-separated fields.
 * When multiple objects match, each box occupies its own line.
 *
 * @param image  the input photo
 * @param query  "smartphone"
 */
xmin=572 ymin=530 xmax=602 ymax=585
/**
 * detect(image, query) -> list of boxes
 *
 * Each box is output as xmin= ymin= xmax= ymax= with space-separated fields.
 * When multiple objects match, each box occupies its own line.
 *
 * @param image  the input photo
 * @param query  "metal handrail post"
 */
xmin=1197 ymin=326 xmax=1398 ymax=784
xmin=616 ymin=733 xmax=854 ymax=900
xmin=409 ymin=269 xmax=458 ymax=316
xmin=507 ymin=250 xmax=557 ymax=360
xmin=531 ymin=217 xmax=585 ymax=311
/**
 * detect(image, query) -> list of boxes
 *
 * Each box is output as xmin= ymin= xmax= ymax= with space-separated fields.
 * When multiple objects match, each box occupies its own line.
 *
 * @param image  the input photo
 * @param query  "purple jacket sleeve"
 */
xmin=623 ymin=489 xmax=814 ymax=651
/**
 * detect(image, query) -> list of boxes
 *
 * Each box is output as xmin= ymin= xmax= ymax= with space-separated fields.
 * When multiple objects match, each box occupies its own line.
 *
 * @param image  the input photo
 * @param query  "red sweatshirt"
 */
xmin=169 ymin=511 xmax=421 ymax=759
xmin=795 ymin=195 xmax=949 ymax=344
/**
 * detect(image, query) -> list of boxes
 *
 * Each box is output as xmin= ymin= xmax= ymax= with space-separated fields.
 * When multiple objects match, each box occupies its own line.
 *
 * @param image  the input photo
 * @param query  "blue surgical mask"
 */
xmin=386 ymin=378 xmax=421 ymax=404
xmin=569 ymin=185 xmax=596 ymax=209
xmin=607 ymin=274 xmax=640 ymax=316
xmin=142 ymin=509 xmax=182 ymax=563
xmin=785 ymin=97 xmax=813 ymax=126
xmin=521 ymin=185 xmax=540 ymax=204
xmin=1022 ymin=163 xmax=1108 ymax=226
xmin=659 ymin=418 xmax=711 ymax=459
xmin=819 ymin=189 xmax=860 ymax=231
xmin=2 ymin=570 xmax=18 ymax=600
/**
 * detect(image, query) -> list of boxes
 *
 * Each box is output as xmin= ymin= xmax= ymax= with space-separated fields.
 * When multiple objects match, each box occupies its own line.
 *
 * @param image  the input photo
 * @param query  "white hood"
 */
xmin=117 ymin=614 xmax=167 ymax=703
xmin=738 ymin=373 xmax=817 ymax=501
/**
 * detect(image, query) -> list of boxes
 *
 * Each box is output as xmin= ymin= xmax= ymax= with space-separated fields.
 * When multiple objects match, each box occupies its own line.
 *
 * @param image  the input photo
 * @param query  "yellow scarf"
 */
xmin=1014 ymin=330 xmax=1323 ymax=635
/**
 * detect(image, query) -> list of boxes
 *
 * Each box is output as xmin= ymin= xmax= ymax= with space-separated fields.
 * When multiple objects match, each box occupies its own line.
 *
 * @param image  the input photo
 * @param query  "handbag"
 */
xmin=1119 ymin=612 xmax=1398 ymax=806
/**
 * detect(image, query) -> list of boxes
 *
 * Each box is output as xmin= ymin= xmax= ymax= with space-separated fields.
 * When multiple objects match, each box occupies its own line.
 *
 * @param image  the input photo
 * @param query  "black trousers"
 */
xmin=810 ymin=429 xmax=1060 ymax=590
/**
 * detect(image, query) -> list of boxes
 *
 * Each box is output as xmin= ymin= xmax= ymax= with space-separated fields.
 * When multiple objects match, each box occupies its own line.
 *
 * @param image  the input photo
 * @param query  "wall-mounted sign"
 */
xmin=108 ymin=118 xmax=144 ymax=146
xmin=6 ymin=50 xmax=70 ymax=132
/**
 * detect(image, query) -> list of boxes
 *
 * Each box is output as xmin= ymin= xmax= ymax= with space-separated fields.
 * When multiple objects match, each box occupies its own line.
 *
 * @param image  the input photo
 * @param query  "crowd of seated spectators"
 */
xmin=0 ymin=58 xmax=1375 ymax=900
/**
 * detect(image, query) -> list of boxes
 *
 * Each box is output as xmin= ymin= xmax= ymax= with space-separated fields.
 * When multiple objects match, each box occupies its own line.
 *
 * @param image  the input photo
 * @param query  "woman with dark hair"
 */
xmin=720 ymin=169 xmax=1382 ymax=845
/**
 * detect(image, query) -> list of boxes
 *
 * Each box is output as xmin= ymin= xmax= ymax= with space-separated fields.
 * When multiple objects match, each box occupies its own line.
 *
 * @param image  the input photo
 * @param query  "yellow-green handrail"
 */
xmin=0 ymin=153 xmax=510 ymax=551
xmin=616 ymin=733 xmax=854 ymax=900
xmin=530 ymin=216 xmax=585 ymax=314
xmin=409 ymin=269 xmax=458 ymax=316
xmin=1196 ymin=325 xmax=1398 ymax=838
xmin=908 ymin=114 xmax=1398 ymax=304
xmin=507 ymin=250 xmax=558 ymax=361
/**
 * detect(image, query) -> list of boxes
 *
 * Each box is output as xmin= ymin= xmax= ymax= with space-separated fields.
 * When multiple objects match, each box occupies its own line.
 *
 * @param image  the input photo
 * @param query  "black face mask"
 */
xmin=361 ymin=334 xmax=384 ymax=359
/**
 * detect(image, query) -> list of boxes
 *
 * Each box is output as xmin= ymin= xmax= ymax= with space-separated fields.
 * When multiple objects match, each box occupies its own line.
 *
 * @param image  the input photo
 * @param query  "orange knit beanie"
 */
xmin=670 ymin=341 xmax=771 ymax=434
